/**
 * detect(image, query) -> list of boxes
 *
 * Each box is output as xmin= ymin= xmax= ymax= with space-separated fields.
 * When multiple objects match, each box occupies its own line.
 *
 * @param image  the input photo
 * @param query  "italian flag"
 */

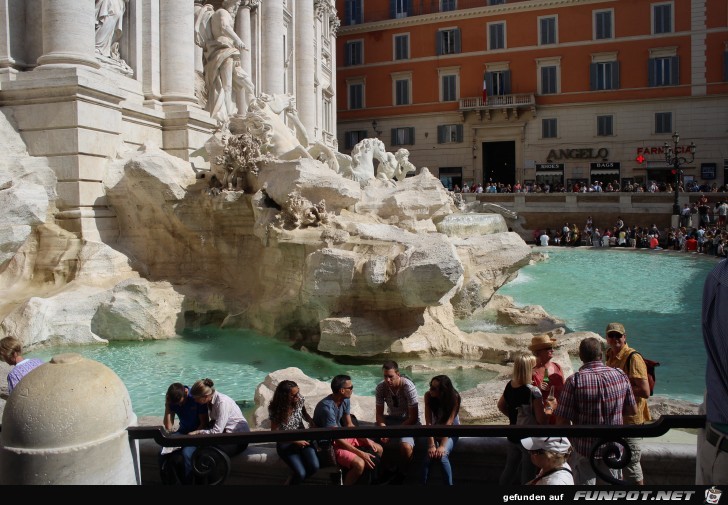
xmin=482 ymin=77 xmax=487 ymax=103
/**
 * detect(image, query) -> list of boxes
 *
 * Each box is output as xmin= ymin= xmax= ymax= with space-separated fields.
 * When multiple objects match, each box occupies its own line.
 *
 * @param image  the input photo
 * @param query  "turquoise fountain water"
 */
xmin=28 ymin=248 xmax=718 ymax=416
xmin=494 ymin=247 xmax=718 ymax=404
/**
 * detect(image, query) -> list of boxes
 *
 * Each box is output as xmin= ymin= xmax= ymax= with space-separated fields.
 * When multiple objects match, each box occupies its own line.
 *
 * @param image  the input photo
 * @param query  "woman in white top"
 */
xmin=521 ymin=436 xmax=574 ymax=485
xmin=181 ymin=378 xmax=250 ymax=483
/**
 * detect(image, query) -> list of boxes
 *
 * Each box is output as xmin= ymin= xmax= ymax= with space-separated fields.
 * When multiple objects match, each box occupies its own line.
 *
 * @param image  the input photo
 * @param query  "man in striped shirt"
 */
xmin=554 ymin=337 xmax=636 ymax=485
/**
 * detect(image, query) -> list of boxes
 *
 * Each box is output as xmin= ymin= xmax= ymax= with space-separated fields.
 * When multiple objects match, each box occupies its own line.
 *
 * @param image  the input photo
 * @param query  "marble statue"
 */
xmin=335 ymin=137 xmax=390 ymax=182
xmin=259 ymin=93 xmax=311 ymax=148
xmin=238 ymin=95 xmax=339 ymax=173
xmin=393 ymin=148 xmax=416 ymax=181
xmin=212 ymin=130 xmax=272 ymax=191
xmin=195 ymin=0 xmax=256 ymax=126
xmin=374 ymin=148 xmax=415 ymax=182
xmin=275 ymin=193 xmax=329 ymax=230
xmin=95 ymin=0 xmax=132 ymax=75
xmin=95 ymin=0 xmax=126 ymax=57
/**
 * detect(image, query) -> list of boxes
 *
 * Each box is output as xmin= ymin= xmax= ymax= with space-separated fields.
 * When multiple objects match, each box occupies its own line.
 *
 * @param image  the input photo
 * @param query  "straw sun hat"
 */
xmin=528 ymin=334 xmax=558 ymax=352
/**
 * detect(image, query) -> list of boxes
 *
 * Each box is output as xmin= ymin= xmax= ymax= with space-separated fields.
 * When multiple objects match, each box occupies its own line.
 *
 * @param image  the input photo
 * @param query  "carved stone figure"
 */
xmin=274 ymin=192 xmax=329 ymax=230
xmin=95 ymin=0 xmax=127 ymax=57
xmin=241 ymin=95 xmax=340 ymax=172
xmin=95 ymin=0 xmax=132 ymax=75
xmin=259 ymin=93 xmax=311 ymax=148
xmin=393 ymin=148 xmax=416 ymax=181
xmin=195 ymin=0 xmax=256 ymax=126
xmin=213 ymin=131 xmax=272 ymax=191
xmin=335 ymin=138 xmax=390 ymax=182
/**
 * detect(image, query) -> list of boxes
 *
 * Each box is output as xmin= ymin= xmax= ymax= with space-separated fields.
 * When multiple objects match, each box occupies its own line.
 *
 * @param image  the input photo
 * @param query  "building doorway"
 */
xmin=482 ymin=141 xmax=516 ymax=186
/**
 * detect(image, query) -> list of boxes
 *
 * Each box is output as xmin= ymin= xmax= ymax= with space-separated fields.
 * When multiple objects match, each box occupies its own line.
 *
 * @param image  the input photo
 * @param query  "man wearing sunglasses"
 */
xmin=374 ymin=360 xmax=420 ymax=484
xmin=313 ymin=374 xmax=383 ymax=485
xmin=605 ymin=322 xmax=651 ymax=485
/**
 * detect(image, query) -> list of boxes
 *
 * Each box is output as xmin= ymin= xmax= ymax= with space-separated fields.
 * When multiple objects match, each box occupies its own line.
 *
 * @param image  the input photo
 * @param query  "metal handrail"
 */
xmin=127 ymin=414 xmax=704 ymax=446
xmin=129 ymin=415 xmax=704 ymax=485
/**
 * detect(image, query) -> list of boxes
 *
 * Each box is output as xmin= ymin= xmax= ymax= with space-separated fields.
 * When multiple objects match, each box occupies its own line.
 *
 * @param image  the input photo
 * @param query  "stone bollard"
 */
xmin=0 ymin=353 xmax=139 ymax=484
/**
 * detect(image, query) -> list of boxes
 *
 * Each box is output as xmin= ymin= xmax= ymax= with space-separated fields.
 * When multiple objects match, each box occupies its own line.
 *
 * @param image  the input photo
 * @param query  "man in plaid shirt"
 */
xmin=554 ymin=337 xmax=636 ymax=485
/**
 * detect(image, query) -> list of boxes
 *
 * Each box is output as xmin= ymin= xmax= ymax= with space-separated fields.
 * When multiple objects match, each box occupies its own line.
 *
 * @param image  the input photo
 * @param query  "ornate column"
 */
xmin=141 ymin=0 xmax=162 ymax=102
xmin=0 ymin=0 xmax=27 ymax=73
xmin=296 ymin=0 xmax=315 ymax=142
xmin=260 ymin=0 xmax=284 ymax=95
xmin=237 ymin=0 xmax=258 ymax=86
xmin=159 ymin=0 xmax=196 ymax=103
xmin=329 ymin=8 xmax=339 ymax=147
xmin=37 ymin=0 xmax=99 ymax=69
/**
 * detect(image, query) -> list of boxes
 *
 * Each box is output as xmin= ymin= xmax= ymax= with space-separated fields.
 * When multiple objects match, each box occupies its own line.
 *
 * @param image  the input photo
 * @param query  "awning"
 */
xmin=590 ymin=170 xmax=619 ymax=176
xmin=535 ymin=171 xmax=563 ymax=176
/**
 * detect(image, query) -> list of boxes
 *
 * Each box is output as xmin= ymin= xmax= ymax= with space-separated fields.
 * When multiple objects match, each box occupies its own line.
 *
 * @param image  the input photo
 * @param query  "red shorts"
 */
xmin=333 ymin=438 xmax=371 ymax=468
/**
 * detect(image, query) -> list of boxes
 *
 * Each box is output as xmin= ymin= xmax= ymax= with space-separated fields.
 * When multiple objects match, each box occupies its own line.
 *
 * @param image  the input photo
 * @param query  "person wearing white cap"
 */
xmin=521 ymin=437 xmax=574 ymax=485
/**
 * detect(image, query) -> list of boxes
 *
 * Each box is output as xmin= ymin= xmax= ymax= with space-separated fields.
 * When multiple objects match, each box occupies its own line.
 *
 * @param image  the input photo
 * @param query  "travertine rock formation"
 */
xmin=0 ymin=104 xmax=534 ymax=363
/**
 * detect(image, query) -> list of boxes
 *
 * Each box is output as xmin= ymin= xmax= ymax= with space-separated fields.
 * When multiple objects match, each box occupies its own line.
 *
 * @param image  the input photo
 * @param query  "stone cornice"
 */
xmin=338 ymin=0 xmax=616 ymax=35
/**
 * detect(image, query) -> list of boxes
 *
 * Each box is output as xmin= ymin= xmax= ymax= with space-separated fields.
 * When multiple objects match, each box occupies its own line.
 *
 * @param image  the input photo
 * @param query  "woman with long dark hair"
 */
xmin=268 ymin=380 xmax=319 ymax=485
xmin=421 ymin=375 xmax=461 ymax=485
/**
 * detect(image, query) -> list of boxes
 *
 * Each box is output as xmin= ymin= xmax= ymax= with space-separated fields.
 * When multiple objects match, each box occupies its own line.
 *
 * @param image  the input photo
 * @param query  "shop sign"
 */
xmin=590 ymin=162 xmax=620 ymax=170
xmin=536 ymin=163 xmax=564 ymax=171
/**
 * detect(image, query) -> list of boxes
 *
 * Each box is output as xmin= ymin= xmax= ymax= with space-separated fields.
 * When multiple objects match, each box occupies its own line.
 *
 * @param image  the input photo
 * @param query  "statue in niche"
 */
xmin=195 ymin=0 xmax=256 ymax=127
xmin=95 ymin=0 xmax=133 ymax=75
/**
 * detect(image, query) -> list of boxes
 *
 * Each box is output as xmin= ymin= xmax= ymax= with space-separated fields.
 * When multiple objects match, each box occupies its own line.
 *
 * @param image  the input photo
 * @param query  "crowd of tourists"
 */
xmin=146 ymin=325 xmax=653 ymax=486
xmin=452 ymin=180 xmax=728 ymax=194
xmin=534 ymin=200 xmax=728 ymax=258
xmin=154 ymin=360 xmax=460 ymax=486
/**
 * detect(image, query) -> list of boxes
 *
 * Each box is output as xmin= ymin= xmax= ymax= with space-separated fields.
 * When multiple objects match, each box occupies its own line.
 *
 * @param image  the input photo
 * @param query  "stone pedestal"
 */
xmin=0 ymin=353 xmax=139 ymax=485
xmin=1 ymin=66 xmax=125 ymax=241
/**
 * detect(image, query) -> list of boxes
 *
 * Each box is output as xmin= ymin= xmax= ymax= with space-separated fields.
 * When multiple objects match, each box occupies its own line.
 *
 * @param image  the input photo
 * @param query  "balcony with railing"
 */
xmin=458 ymin=93 xmax=536 ymax=120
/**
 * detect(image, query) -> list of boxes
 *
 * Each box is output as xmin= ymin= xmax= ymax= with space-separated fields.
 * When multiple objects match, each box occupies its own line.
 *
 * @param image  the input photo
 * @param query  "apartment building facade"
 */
xmin=335 ymin=0 xmax=728 ymax=191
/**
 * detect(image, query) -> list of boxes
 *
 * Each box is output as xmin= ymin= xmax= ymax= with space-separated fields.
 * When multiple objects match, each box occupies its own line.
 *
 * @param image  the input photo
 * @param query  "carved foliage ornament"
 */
xmin=274 ymin=192 xmax=329 ymax=230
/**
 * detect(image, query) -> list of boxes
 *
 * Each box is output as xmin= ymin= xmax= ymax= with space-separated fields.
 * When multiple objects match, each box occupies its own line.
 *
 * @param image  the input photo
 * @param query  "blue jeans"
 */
xmin=277 ymin=442 xmax=320 ymax=484
xmin=421 ymin=437 xmax=457 ymax=485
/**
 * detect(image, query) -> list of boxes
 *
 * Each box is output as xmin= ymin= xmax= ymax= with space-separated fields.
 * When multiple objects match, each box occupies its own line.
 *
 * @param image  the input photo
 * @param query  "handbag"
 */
xmin=516 ymin=384 xmax=540 ymax=425
xmin=314 ymin=440 xmax=338 ymax=468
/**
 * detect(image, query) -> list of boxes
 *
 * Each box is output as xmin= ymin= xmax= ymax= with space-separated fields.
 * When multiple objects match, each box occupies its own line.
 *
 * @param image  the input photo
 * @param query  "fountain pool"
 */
xmin=27 ymin=247 xmax=717 ymax=416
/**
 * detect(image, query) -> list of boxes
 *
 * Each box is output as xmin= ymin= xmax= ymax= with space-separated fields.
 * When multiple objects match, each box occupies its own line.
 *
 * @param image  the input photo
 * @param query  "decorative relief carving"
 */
xmin=274 ymin=192 xmax=329 ymax=230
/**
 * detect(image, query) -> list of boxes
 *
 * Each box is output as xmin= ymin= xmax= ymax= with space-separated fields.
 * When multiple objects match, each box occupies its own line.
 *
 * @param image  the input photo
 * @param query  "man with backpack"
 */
xmin=605 ymin=322 xmax=652 ymax=485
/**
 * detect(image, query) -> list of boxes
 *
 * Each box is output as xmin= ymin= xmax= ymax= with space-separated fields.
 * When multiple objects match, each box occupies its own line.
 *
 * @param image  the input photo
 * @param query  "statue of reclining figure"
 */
xmin=244 ymin=94 xmax=339 ymax=173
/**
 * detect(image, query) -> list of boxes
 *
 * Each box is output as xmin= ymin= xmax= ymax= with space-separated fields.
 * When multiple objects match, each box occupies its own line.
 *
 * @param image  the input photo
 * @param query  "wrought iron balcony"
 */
xmin=459 ymin=93 xmax=536 ymax=120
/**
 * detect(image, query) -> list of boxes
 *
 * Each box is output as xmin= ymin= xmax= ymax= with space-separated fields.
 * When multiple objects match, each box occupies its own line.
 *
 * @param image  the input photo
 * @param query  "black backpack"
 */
xmin=626 ymin=351 xmax=660 ymax=396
